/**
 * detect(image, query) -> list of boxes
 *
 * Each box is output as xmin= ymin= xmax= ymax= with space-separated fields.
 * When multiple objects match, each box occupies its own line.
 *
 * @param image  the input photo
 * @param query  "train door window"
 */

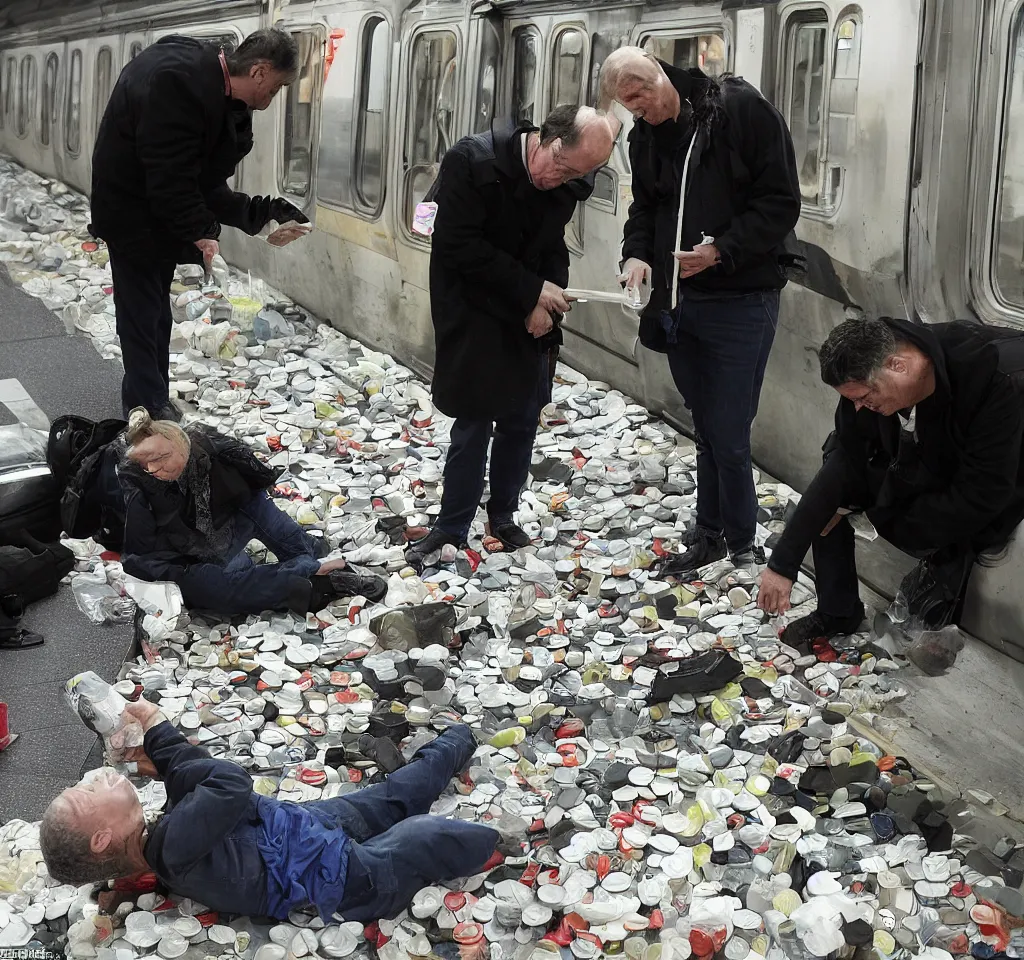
xmin=512 ymin=26 xmax=540 ymax=125
xmin=403 ymin=29 xmax=457 ymax=232
xmin=995 ymin=5 xmax=1024 ymax=306
xmin=17 ymin=56 xmax=37 ymax=138
xmin=3 ymin=57 xmax=15 ymax=129
xmin=642 ymin=33 xmax=727 ymax=77
xmin=94 ymin=46 xmax=114 ymax=122
xmin=354 ymin=16 xmax=391 ymax=213
xmin=130 ymin=41 xmax=144 ymax=60
xmin=825 ymin=15 xmax=862 ymax=192
xmin=65 ymin=49 xmax=82 ymax=155
xmin=472 ymin=18 xmax=500 ymax=134
xmin=781 ymin=13 xmax=828 ymax=205
xmin=550 ymin=27 xmax=585 ymax=110
xmin=40 ymin=53 xmax=58 ymax=146
xmin=280 ymin=30 xmax=319 ymax=199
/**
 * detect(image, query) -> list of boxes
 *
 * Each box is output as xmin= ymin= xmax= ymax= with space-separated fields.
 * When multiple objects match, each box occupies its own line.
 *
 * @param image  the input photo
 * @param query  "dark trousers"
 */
xmin=175 ymin=493 xmax=321 ymax=615
xmin=435 ymin=352 xmax=550 ymax=541
xmin=110 ymin=247 xmax=176 ymax=417
xmin=665 ymin=291 xmax=779 ymax=553
xmin=303 ymin=725 xmax=498 ymax=922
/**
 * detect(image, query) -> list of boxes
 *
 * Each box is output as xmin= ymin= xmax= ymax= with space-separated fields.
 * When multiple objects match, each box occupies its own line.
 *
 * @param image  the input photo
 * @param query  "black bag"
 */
xmin=46 ymin=415 xmax=127 ymax=550
xmin=0 ymin=466 xmax=62 ymax=543
xmin=646 ymin=650 xmax=744 ymax=705
xmin=0 ymin=533 xmax=76 ymax=648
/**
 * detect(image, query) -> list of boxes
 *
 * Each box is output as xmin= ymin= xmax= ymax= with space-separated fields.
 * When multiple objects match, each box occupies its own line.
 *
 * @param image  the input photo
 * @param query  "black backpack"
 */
xmin=46 ymin=415 xmax=128 ymax=551
xmin=0 ymin=532 xmax=76 ymax=648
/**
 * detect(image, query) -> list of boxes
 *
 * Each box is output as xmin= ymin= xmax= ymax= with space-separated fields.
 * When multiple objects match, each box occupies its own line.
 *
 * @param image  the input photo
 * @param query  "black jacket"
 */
xmin=90 ymin=36 xmax=273 ymax=264
xmin=769 ymin=318 xmax=1024 ymax=579
xmin=120 ymin=430 xmax=279 ymax=583
xmin=429 ymin=121 xmax=593 ymax=420
xmin=623 ymin=63 xmax=800 ymax=352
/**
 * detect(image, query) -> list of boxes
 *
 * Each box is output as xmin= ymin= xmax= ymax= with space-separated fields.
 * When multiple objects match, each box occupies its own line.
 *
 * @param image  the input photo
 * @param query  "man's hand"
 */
xmin=124 ymin=746 xmax=158 ymax=779
xmin=526 ymin=305 xmax=554 ymax=338
xmin=618 ymin=258 xmax=652 ymax=290
xmin=268 ymin=197 xmax=310 ymax=226
xmin=537 ymin=281 xmax=570 ymax=315
xmin=124 ymin=699 xmax=164 ymax=733
xmin=317 ymin=558 xmax=347 ymax=575
xmin=674 ymin=244 xmax=720 ymax=279
xmin=195 ymin=238 xmax=219 ymax=269
xmin=757 ymin=568 xmax=795 ymax=616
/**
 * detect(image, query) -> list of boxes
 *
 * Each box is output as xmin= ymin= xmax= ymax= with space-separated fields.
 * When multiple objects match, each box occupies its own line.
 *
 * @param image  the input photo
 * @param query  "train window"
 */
xmin=40 ymin=53 xmax=58 ymax=147
xmin=827 ymin=17 xmax=862 ymax=166
xmin=512 ymin=26 xmax=540 ymax=125
xmin=403 ymin=29 xmax=457 ymax=232
xmin=472 ymin=18 xmax=500 ymax=134
xmin=642 ymin=33 xmax=727 ymax=78
xmin=550 ymin=28 xmax=585 ymax=111
xmin=995 ymin=6 xmax=1024 ymax=306
xmin=130 ymin=41 xmax=144 ymax=60
xmin=354 ymin=17 xmax=391 ymax=212
xmin=94 ymin=47 xmax=114 ymax=122
xmin=17 ymin=56 xmax=37 ymax=139
xmin=65 ymin=49 xmax=82 ymax=155
xmin=2 ymin=57 xmax=15 ymax=130
xmin=281 ymin=31 xmax=319 ymax=199
xmin=782 ymin=14 xmax=828 ymax=205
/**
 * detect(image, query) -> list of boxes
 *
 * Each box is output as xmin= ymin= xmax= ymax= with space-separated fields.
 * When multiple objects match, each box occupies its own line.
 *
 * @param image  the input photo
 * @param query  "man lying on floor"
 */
xmin=758 ymin=316 xmax=1024 ymax=638
xmin=40 ymin=700 xmax=509 ymax=922
xmin=117 ymin=408 xmax=386 ymax=616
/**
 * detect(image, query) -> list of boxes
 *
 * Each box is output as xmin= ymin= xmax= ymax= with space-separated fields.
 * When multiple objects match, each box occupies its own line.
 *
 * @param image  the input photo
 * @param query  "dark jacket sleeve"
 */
xmin=136 ymin=68 xmax=222 ymax=244
xmin=715 ymin=92 xmax=801 ymax=272
xmin=885 ymin=376 xmax=1024 ymax=549
xmin=431 ymin=147 xmax=545 ymax=320
xmin=120 ymin=487 xmax=188 ymax=583
xmin=205 ymin=186 xmax=276 ymax=236
xmin=144 ymin=721 xmax=255 ymax=869
xmin=621 ymin=130 xmax=657 ymax=266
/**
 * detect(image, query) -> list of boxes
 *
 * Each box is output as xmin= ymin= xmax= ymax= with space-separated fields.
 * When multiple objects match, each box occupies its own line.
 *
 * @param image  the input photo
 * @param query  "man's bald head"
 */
xmin=599 ymin=47 xmax=679 ymax=126
xmin=528 ymin=104 xmax=616 ymax=190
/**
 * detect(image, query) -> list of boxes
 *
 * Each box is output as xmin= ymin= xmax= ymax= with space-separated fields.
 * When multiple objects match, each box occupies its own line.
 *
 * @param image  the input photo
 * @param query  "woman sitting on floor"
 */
xmin=118 ymin=408 xmax=385 ymax=616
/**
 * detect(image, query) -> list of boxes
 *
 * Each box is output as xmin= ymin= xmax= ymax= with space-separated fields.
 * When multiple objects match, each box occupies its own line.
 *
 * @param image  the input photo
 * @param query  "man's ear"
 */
xmin=90 ymin=828 xmax=113 ymax=856
xmin=886 ymin=354 xmax=908 ymax=375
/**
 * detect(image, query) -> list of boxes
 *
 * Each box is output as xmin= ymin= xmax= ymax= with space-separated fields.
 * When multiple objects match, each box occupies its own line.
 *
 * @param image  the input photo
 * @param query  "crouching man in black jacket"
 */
xmin=406 ymin=105 xmax=614 ymax=569
xmin=600 ymin=48 xmax=800 ymax=575
xmin=90 ymin=30 xmax=309 ymax=420
xmin=758 ymin=317 xmax=1024 ymax=642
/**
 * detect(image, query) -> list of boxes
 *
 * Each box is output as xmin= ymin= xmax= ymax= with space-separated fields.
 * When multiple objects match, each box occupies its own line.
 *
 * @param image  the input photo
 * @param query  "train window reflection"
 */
xmin=473 ymin=19 xmax=500 ymax=134
xmin=94 ymin=47 xmax=114 ymax=125
xmin=642 ymin=34 xmax=727 ymax=78
xmin=41 ymin=53 xmax=58 ymax=147
xmin=512 ymin=26 xmax=539 ymax=125
xmin=550 ymin=28 xmax=585 ymax=111
xmin=130 ymin=42 xmax=144 ymax=60
xmin=783 ymin=15 xmax=827 ymax=205
xmin=404 ymin=30 xmax=457 ymax=233
xmin=281 ymin=31 xmax=318 ymax=199
xmin=996 ymin=8 xmax=1024 ymax=306
xmin=17 ymin=56 xmax=37 ymax=139
xmin=3 ymin=58 xmax=15 ymax=130
xmin=354 ymin=17 xmax=391 ymax=212
xmin=65 ymin=49 xmax=82 ymax=156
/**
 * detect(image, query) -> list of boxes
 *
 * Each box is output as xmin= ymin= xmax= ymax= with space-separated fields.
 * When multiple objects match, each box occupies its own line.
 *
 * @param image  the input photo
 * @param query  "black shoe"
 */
xmin=405 ymin=527 xmax=461 ymax=571
xmin=662 ymin=531 xmax=727 ymax=578
xmin=488 ymin=518 xmax=531 ymax=550
xmin=356 ymin=734 xmax=406 ymax=773
xmin=153 ymin=400 xmax=183 ymax=423
xmin=308 ymin=569 xmax=387 ymax=610
xmin=780 ymin=610 xmax=865 ymax=650
xmin=731 ymin=544 xmax=767 ymax=567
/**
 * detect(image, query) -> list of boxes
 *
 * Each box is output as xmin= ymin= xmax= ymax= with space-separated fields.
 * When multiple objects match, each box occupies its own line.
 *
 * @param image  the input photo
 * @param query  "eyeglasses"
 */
xmin=550 ymin=140 xmax=590 ymax=181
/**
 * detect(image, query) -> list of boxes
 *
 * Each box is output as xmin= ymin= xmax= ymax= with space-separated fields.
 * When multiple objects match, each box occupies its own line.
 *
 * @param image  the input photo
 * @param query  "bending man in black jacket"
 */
xmin=90 ymin=30 xmax=309 ymax=420
xmin=406 ymin=105 xmax=614 ymax=570
xmin=600 ymin=48 xmax=800 ymax=575
xmin=758 ymin=317 xmax=1024 ymax=643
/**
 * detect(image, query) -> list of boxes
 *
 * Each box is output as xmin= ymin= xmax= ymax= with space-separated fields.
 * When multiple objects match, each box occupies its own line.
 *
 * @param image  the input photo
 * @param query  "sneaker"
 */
xmin=309 ymin=570 xmax=387 ymax=610
xmin=661 ymin=531 xmax=727 ymax=578
xmin=405 ymin=527 xmax=462 ymax=571
xmin=731 ymin=544 xmax=767 ymax=567
xmin=780 ymin=609 xmax=865 ymax=649
xmin=488 ymin=518 xmax=531 ymax=550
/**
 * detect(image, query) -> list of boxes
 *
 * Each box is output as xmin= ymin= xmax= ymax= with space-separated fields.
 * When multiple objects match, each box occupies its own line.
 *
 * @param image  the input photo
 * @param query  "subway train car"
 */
xmin=0 ymin=0 xmax=1023 ymax=653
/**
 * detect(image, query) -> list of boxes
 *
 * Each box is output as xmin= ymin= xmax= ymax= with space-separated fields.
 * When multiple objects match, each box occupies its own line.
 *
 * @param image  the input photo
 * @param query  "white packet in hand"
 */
xmin=259 ymin=219 xmax=312 ymax=247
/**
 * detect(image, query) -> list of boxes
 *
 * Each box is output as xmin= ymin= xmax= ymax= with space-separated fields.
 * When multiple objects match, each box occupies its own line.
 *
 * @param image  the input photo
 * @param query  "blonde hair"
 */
xmin=598 ymin=47 xmax=663 ymax=111
xmin=125 ymin=407 xmax=190 ymax=459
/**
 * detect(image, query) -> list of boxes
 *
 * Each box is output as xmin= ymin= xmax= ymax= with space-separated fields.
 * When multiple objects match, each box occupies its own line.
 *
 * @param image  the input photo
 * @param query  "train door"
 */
xmin=36 ymin=43 xmax=64 ymax=180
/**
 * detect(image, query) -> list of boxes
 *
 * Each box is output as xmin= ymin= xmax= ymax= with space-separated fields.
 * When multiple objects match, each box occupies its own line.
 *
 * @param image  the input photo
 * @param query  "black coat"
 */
xmin=90 ymin=36 xmax=271 ymax=265
xmin=429 ymin=121 xmax=593 ymax=420
xmin=622 ymin=63 xmax=801 ymax=352
xmin=119 ymin=430 xmax=279 ymax=583
xmin=769 ymin=318 xmax=1024 ymax=579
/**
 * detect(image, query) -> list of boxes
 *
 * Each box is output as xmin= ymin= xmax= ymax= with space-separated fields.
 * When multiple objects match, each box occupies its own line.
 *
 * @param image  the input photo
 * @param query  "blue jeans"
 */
xmin=177 ymin=492 xmax=321 ymax=615
xmin=664 ymin=291 xmax=779 ymax=552
xmin=435 ymin=352 xmax=551 ymax=541
xmin=302 ymin=726 xmax=499 ymax=922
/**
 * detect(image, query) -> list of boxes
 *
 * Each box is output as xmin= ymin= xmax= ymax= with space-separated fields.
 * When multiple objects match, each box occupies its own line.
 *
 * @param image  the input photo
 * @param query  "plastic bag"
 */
xmin=0 ymin=423 xmax=48 ymax=470
xmin=253 ymin=308 xmax=294 ymax=342
xmin=907 ymin=624 xmax=966 ymax=676
xmin=72 ymin=571 xmax=135 ymax=624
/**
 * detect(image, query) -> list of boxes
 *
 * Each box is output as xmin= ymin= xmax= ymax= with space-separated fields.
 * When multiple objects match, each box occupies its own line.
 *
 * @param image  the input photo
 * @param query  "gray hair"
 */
xmin=226 ymin=28 xmax=299 ymax=78
xmin=39 ymin=798 xmax=127 ymax=886
xmin=598 ymin=46 xmax=662 ymax=110
xmin=818 ymin=317 xmax=899 ymax=386
xmin=539 ymin=103 xmax=585 ymax=148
